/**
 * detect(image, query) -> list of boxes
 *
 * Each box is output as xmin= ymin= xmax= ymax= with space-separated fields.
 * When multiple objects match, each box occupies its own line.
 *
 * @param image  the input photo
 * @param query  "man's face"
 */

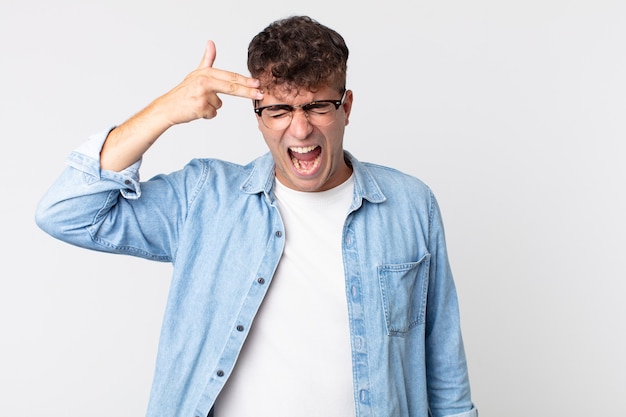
xmin=255 ymin=85 xmax=353 ymax=192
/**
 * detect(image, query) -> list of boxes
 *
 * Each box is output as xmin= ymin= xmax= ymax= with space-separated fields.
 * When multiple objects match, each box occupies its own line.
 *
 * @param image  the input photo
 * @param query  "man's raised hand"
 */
xmin=100 ymin=41 xmax=263 ymax=172
xmin=153 ymin=40 xmax=263 ymax=126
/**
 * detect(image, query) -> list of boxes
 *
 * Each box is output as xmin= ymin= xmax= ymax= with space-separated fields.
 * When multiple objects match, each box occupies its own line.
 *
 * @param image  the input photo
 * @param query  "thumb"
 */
xmin=198 ymin=40 xmax=216 ymax=69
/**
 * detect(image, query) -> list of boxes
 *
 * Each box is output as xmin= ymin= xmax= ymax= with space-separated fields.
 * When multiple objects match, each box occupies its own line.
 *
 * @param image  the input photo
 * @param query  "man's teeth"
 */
xmin=291 ymin=155 xmax=321 ymax=171
xmin=290 ymin=145 xmax=317 ymax=154
xmin=289 ymin=145 xmax=320 ymax=172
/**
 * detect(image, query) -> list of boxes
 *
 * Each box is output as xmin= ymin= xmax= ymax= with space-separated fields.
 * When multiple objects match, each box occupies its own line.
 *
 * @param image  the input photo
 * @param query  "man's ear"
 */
xmin=343 ymin=89 xmax=354 ymax=125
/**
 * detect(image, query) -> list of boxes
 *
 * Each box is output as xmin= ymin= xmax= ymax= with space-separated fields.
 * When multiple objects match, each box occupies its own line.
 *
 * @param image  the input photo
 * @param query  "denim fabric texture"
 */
xmin=36 ymin=131 xmax=477 ymax=417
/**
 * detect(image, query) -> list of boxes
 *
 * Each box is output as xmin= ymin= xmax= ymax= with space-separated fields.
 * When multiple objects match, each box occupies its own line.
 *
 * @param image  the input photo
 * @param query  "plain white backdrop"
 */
xmin=1 ymin=0 xmax=624 ymax=415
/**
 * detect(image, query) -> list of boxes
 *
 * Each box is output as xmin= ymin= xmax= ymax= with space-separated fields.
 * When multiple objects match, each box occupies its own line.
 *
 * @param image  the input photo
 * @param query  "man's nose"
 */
xmin=288 ymin=108 xmax=313 ymax=138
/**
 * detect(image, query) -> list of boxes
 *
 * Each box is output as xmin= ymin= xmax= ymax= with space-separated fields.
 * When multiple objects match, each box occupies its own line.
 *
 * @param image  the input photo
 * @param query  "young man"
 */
xmin=36 ymin=15 xmax=477 ymax=417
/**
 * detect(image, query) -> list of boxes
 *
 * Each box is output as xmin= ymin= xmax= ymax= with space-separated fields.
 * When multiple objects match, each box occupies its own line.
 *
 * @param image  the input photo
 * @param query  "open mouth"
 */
xmin=288 ymin=145 xmax=322 ymax=174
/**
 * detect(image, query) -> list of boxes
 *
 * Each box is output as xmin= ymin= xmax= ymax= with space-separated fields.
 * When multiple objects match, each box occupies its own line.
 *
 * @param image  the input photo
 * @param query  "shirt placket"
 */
xmin=343 ymin=214 xmax=373 ymax=417
xmin=194 ymin=205 xmax=286 ymax=417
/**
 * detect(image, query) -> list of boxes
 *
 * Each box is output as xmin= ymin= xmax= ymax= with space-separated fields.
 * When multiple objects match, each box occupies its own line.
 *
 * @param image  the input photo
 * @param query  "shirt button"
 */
xmin=257 ymin=277 xmax=266 ymax=284
xmin=236 ymin=325 xmax=244 ymax=332
xmin=275 ymin=230 xmax=282 ymax=237
xmin=216 ymin=370 xmax=224 ymax=377
xmin=124 ymin=180 xmax=131 ymax=185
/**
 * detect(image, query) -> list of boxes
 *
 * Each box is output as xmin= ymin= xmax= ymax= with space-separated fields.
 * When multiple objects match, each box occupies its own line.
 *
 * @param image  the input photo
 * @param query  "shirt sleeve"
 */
xmin=424 ymin=191 xmax=478 ymax=417
xmin=35 ymin=129 xmax=203 ymax=262
xmin=69 ymin=127 xmax=143 ymax=199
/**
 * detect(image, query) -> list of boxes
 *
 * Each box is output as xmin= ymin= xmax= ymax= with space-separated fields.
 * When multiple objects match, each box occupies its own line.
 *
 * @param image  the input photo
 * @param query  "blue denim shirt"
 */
xmin=36 ymin=132 xmax=477 ymax=417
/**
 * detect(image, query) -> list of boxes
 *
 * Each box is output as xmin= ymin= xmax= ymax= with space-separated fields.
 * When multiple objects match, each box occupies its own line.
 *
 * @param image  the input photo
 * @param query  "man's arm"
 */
xmin=100 ymin=40 xmax=263 ymax=172
xmin=35 ymin=41 xmax=264 ymax=257
xmin=425 ymin=192 xmax=477 ymax=417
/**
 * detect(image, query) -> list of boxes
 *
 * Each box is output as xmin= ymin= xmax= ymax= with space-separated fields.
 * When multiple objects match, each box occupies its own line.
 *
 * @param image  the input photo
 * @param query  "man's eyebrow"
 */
xmin=266 ymin=103 xmax=293 ymax=108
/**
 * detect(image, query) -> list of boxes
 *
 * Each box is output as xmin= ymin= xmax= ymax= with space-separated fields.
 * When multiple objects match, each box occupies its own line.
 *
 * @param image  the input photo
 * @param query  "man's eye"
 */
xmin=305 ymin=103 xmax=333 ymax=114
xmin=265 ymin=106 xmax=292 ymax=118
xmin=266 ymin=111 xmax=290 ymax=119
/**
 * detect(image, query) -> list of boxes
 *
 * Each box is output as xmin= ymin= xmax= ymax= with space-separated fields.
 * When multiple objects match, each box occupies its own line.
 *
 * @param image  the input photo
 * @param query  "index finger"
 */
xmin=208 ymin=67 xmax=264 ymax=100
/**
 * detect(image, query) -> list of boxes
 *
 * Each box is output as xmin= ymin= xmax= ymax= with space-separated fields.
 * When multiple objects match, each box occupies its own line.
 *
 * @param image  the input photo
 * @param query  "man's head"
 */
xmin=248 ymin=16 xmax=353 ymax=192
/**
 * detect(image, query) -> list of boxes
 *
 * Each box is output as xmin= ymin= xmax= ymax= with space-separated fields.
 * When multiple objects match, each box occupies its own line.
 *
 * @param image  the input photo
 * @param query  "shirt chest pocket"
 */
xmin=378 ymin=253 xmax=430 ymax=336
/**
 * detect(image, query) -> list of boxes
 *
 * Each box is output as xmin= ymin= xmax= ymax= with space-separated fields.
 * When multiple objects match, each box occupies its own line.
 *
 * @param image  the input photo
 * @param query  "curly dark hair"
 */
xmin=247 ymin=16 xmax=349 ymax=95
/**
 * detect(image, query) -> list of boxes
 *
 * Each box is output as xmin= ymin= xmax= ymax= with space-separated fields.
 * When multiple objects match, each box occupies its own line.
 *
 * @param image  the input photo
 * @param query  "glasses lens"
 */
xmin=306 ymin=102 xmax=336 ymax=118
xmin=261 ymin=105 xmax=291 ymax=130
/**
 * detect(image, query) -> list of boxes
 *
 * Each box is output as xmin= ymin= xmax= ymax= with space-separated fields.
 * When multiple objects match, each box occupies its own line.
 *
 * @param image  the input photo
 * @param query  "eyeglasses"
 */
xmin=254 ymin=89 xmax=347 ymax=130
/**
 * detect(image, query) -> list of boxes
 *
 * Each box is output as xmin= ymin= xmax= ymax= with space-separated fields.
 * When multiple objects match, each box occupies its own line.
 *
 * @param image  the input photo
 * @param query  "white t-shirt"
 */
xmin=216 ymin=175 xmax=355 ymax=417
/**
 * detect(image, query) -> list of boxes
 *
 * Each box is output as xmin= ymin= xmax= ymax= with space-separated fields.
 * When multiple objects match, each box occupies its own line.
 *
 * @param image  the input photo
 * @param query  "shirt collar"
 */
xmin=240 ymin=151 xmax=386 ymax=206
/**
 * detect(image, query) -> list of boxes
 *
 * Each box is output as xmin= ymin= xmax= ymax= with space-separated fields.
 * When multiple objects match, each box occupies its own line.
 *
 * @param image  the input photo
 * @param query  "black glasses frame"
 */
xmin=253 ymin=89 xmax=347 ymax=118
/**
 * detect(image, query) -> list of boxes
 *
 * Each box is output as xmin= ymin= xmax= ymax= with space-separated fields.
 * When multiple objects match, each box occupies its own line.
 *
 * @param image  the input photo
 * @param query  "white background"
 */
xmin=1 ymin=0 xmax=625 ymax=415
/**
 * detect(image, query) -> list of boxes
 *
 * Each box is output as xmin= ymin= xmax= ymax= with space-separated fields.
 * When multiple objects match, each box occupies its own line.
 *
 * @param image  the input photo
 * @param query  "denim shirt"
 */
xmin=36 ymin=132 xmax=477 ymax=417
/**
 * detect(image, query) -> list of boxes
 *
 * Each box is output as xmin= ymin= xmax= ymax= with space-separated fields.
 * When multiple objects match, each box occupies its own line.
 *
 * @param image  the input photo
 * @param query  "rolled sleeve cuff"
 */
xmin=67 ymin=127 xmax=143 ymax=200
xmin=443 ymin=405 xmax=479 ymax=417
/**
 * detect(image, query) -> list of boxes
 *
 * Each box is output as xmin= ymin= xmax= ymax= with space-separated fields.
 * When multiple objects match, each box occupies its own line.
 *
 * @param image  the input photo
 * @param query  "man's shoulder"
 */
xmin=178 ymin=153 xmax=273 ymax=195
xmin=355 ymin=159 xmax=432 ymax=196
xmin=186 ymin=153 xmax=270 ymax=175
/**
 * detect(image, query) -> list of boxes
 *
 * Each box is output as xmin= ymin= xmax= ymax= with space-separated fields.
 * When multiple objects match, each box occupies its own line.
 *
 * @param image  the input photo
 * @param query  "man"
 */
xmin=36 ymin=15 xmax=477 ymax=417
